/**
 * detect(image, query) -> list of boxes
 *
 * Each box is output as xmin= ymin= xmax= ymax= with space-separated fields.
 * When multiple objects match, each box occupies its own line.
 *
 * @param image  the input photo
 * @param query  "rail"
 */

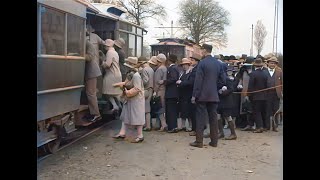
xmin=37 ymin=85 xmax=84 ymax=95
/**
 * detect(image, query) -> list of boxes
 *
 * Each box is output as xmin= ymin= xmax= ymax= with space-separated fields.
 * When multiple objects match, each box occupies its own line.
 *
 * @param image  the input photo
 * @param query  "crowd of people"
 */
xmin=83 ymin=24 xmax=283 ymax=147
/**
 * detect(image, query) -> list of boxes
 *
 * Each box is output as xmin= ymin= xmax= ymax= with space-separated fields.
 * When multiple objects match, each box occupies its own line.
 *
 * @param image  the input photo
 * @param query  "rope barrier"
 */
xmin=232 ymin=85 xmax=283 ymax=94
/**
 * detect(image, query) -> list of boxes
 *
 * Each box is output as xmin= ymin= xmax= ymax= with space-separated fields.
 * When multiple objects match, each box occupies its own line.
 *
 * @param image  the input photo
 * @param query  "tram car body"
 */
xmin=37 ymin=0 xmax=146 ymax=152
xmin=150 ymin=38 xmax=201 ymax=61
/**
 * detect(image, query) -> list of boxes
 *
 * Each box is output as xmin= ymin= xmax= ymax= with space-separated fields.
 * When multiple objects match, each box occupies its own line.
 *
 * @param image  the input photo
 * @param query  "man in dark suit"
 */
xmin=190 ymin=44 xmax=226 ymax=148
xmin=248 ymin=58 xmax=268 ymax=133
xmin=264 ymin=57 xmax=283 ymax=131
xmin=188 ymin=53 xmax=202 ymax=136
xmin=164 ymin=54 xmax=180 ymax=133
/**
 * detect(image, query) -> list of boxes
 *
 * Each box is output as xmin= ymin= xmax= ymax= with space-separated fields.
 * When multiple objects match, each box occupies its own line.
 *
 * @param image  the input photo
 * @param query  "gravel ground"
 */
xmin=38 ymin=119 xmax=283 ymax=180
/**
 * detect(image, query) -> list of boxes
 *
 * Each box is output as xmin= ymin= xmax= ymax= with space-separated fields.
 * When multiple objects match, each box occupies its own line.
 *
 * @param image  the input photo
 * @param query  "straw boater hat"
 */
xmin=264 ymin=53 xmax=275 ymax=61
xmin=114 ymin=38 xmax=125 ymax=49
xmin=180 ymin=58 xmax=192 ymax=65
xmin=253 ymin=58 xmax=264 ymax=67
xmin=267 ymin=56 xmax=279 ymax=63
xmin=148 ymin=56 xmax=159 ymax=65
xmin=124 ymin=57 xmax=139 ymax=69
xmin=104 ymin=39 xmax=114 ymax=47
xmin=156 ymin=53 xmax=166 ymax=63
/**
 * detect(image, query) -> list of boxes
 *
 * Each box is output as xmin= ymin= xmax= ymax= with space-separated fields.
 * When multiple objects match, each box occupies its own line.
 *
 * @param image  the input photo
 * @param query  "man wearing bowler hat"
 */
xmin=188 ymin=53 xmax=202 ymax=136
xmin=190 ymin=44 xmax=226 ymax=148
xmin=248 ymin=58 xmax=269 ymax=133
xmin=164 ymin=54 xmax=180 ymax=133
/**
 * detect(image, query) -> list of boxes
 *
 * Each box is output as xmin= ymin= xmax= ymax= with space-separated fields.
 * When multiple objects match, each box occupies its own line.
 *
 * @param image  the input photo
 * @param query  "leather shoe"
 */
xmin=189 ymin=141 xmax=203 ymax=148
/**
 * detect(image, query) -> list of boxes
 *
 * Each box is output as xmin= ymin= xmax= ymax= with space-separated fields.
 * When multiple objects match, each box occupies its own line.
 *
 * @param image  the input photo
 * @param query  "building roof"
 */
xmin=150 ymin=38 xmax=200 ymax=47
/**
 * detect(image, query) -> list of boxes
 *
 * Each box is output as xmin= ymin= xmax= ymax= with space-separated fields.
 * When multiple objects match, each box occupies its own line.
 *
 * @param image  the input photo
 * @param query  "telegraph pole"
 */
xmin=154 ymin=20 xmax=186 ymax=38
xmin=171 ymin=21 xmax=173 ymax=38
xmin=250 ymin=24 xmax=253 ymax=56
xmin=275 ymin=0 xmax=279 ymax=56
xmin=272 ymin=0 xmax=278 ymax=54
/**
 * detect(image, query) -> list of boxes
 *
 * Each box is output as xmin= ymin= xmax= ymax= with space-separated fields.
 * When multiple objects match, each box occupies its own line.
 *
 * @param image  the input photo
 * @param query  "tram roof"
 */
xmin=86 ymin=2 xmax=147 ymax=32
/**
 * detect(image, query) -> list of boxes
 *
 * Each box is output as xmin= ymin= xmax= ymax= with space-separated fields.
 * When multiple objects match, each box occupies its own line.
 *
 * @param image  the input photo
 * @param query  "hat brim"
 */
xmin=267 ymin=60 xmax=279 ymax=63
xmin=138 ymin=61 xmax=147 ymax=65
xmin=114 ymin=41 xmax=123 ymax=48
xmin=190 ymin=57 xmax=200 ymax=61
xmin=148 ymin=60 xmax=158 ymax=65
xmin=124 ymin=63 xmax=135 ymax=69
xmin=180 ymin=62 xmax=191 ymax=65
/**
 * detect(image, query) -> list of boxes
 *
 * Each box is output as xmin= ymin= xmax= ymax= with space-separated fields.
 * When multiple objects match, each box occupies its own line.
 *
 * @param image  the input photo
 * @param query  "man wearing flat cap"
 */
xmin=264 ymin=57 xmax=282 ymax=131
xmin=190 ymin=43 xmax=226 ymax=148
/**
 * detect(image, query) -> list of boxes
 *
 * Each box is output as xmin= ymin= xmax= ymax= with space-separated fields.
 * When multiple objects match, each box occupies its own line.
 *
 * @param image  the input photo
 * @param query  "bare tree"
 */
xmin=116 ymin=0 xmax=167 ymax=26
xmin=178 ymin=0 xmax=230 ymax=48
xmin=254 ymin=20 xmax=267 ymax=55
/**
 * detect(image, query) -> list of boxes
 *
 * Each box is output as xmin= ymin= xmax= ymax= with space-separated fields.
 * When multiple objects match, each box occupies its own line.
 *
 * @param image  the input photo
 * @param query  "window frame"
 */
xmin=37 ymin=3 xmax=86 ymax=59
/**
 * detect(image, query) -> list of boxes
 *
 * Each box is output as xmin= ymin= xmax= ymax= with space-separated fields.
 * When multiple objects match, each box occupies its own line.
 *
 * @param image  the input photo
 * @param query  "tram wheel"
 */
xmin=45 ymin=139 xmax=61 ymax=154
xmin=45 ymin=125 xmax=61 ymax=154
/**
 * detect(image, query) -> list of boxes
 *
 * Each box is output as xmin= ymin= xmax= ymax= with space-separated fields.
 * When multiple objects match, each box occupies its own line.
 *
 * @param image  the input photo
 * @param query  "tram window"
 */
xmin=119 ymin=22 xmax=128 ymax=31
xmin=128 ymin=34 xmax=136 ymax=57
xmin=136 ymin=36 xmax=142 ymax=57
xmin=41 ymin=6 xmax=65 ymax=55
xmin=119 ymin=32 xmax=128 ymax=57
xmin=131 ymin=26 xmax=136 ymax=34
xmin=137 ymin=28 xmax=142 ymax=35
xmin=67 ymin=14 xmax=84 ymax=57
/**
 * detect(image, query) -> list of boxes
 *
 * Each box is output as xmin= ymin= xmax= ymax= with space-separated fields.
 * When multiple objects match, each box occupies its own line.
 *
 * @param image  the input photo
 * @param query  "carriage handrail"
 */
xmin=37 ymin=85 xmax=84 ymax=95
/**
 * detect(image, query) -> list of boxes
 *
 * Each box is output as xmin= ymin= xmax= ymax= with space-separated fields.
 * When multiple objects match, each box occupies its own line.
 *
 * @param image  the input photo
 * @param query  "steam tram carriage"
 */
xmin=150 ymin=38 xmax=201 ymax=61
xmin=37 ymin=0 xmax=146 ymax=153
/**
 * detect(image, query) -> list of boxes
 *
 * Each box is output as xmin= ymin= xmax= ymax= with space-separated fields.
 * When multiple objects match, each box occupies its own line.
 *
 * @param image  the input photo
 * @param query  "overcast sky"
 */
xmin=144 ymin=0 xmax=283 ymax=57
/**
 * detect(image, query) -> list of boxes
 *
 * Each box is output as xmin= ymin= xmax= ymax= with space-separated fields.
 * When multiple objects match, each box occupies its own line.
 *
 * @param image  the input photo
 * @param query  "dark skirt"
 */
xmin=217 ymin=108 xmax=232 ymax=118
xmin=179 ymin=100 xmax=192 ymax=119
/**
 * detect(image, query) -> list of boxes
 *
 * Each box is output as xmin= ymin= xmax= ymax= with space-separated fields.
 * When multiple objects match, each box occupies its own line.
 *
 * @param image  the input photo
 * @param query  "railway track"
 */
xmin=37 ymin=119 xmax=113 ymax=162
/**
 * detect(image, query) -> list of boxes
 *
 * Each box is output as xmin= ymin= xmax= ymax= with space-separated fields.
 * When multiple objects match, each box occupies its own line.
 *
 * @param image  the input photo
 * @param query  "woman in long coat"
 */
xmin=101 ymin=39 xmax=123 ymax=112
xmin=113 ymin=57 xmax=145 ymax=143
xmin=176 ymin=58 xmax=194 ymax=132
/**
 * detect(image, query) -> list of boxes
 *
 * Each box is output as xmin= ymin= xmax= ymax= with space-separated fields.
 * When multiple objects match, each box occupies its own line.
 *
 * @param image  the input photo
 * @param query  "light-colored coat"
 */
xmin=120 ymin=72 xmax=145 ymax=125
xmin=153 ymin=65 xmax=167 ymax=113
xmin=101 ymin=47 xmax=122 ymax=95
xmin=88 ymin=33 xmax=105 ymax=66
xmin=85 ymin=40 xmax=102 ymax=80
xmin=140 ymin=66 xmax=154 ymax=113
